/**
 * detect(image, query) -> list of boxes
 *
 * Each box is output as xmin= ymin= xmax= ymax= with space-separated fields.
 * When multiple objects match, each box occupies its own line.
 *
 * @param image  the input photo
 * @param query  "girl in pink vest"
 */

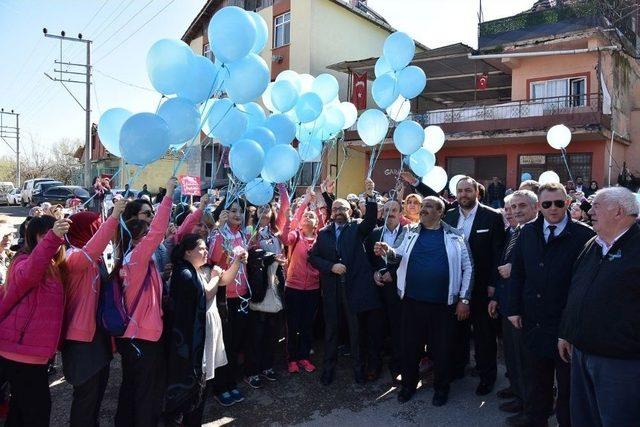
xmin=0 ymin=215 xmax=70 ymax=426
xmin=61 ymin=199 xmax=125 ymax=427
xmin=112 ymin=177 xmax=176 ymax=427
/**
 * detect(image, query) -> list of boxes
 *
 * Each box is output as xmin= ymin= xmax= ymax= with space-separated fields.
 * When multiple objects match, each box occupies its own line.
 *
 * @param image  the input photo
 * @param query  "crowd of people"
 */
xmin=0 ymin=169 xmax=637 ymax=427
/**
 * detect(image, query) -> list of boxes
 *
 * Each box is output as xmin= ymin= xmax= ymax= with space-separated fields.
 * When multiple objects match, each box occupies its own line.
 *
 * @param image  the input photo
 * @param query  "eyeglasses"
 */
xmin=139 ymin=210 xmax=154 ymax=218
xmin=331 ymin=206 xmax=349 ymax=212
xmin=541 ymin=200 xmax=565 ymax=209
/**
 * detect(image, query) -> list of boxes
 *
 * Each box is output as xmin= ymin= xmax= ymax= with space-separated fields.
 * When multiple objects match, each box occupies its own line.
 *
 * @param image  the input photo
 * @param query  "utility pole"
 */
xmin=0 ymin=109 xmax=20 ymax=187
xmin=43 ymin=28 xmax=92 ymax=187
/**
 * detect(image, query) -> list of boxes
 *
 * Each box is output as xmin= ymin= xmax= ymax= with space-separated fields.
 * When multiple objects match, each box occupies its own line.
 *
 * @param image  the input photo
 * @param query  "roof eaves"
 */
xmin=181 ymin=0 xmax=222 ymax=43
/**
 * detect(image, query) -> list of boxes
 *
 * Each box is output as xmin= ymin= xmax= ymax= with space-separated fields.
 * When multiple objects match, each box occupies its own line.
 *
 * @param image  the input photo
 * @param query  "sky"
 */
xmin=0 ymin=0 xmax=534 ymax=158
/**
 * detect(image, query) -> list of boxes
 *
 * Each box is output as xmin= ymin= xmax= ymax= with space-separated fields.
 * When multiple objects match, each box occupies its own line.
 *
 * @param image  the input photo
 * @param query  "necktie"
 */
xmin=504 ymin=227 xmax=520 ymax=260
xmin=547 ymin=225 xmax=557 ymax=243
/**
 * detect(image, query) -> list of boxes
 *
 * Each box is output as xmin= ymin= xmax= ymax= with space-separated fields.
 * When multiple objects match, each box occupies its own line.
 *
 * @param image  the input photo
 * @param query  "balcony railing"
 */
xmin=413 ymin=92 xmax=604 ymax=127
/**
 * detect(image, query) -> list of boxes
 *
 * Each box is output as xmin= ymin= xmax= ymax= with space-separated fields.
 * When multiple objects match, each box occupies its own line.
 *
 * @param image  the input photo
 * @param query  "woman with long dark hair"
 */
xmin=62 ymin=199 xmax=126 ymax=426
xmin=165 ymin=234 xmax=246 ymax=426
xmin=0 ymin=215 xmax=70 ymax=426
xmin=113 ymin=177 xmax=176 ymax=427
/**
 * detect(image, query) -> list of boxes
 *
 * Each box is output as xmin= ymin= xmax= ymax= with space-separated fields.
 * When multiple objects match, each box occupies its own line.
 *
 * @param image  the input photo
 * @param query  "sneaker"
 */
xmin=230 ymin=388 xmax=245 ymax=403
xmin=215 ymin=392 xmax=235 ymax=407
xmin=298 ymin=359 xmax=316 ymax=372
xmin=288 ymin=361 xmax=300 ymax=373
xmin=261 ymin=368 xmax=278 ymax=381
xmin=244 ymin=375 xmax=263 ymax=389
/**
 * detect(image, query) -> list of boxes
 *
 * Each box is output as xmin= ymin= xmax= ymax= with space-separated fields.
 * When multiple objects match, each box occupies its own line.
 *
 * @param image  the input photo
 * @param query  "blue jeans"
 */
xmin=571 ymin=347 xmax=640 ymax=427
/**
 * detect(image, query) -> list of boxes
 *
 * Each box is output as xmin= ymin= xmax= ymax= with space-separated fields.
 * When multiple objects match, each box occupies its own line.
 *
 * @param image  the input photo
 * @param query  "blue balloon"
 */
xmin=383 ymin=32 xmax=415 ymax=71
xmin=243 ymin=126 xmax=276 ymax=153
xmin=393 ymin=120 xmax=423 ymax=155
xmin=357 ymin=109 xmax=389 ymax=146
xmin=245 ymin=178 xmax=273 ymax=206
xmin=157 ymin=97 xmax=201 ymax=147
xmin=398 ymin=65 xmax=427 ymax=100
xmin=295 ymin=92 xmax=323 ymax=123
xmin=298 ymin=138 xmax=323 ymax=162
xmin=320 ymin=106 xmax=345 ymax=139
xmin=208 ymin=6 xmax=256 ymax=64
xmin=206 ymin=98 xmax=247 ymax=146
xmin=521 ymin=172 xmax=532 ymax=181
xmin=119 ymin=113 xmax=171 ymax=166
xmin=225 ymin=53 xmax=269 ymax=104
xmin=271 ymin=80 xmax=299 ymax=113
xmin=312 ymin=73 xmax=339 ymax=104
xmin=249 ymin=12 xmax=268 ymax=54
xmin=146 ymin=39 xmax=193 ymax=95
xmin=240 ymin=102 xmax=266 ymax=129
xmin=98 ymin=108 xmax=132 ymax=157
xmin=374 ymin=56 xmax=393 ymax=78
xmin=296 ymin=115 xmax=325 ymax=143
xmin=409 ymin=147 xmax=436 ymax=177
xmin=177 ymin=55 xmax=224 ymax=104
xmin=372 ymin=73 xmax=400 ymax=109
xmin=229 ymin=138 xmax=265 ymax=182
xmin=276 ymin=70 xmax=302 ymax=94
xmin=263 ymin=144 xmax=300 ymax=183
xmin=265 ymin=113 xmax=296 ymax=145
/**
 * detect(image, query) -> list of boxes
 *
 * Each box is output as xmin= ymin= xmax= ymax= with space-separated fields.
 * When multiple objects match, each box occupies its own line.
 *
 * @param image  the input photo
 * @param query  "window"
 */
xmin=204 ymin=161 xmax=213 ymax=178
xmin=273 ymin=12 xmax=290 ymax=48
xmin=518 ymin=153 xmax=592 ymax=185
xmin=203 ymin=43 xmax=213 ymax=60
xmin=298 ymin=161 xmax=320 ymax=187
xmin=530 ymin=76 xmax=587 ymax=108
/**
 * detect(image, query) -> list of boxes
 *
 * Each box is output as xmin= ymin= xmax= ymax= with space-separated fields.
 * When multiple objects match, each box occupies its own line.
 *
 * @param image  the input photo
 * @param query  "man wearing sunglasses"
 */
xmin=505 ymin=182 xmax=594 ymax=427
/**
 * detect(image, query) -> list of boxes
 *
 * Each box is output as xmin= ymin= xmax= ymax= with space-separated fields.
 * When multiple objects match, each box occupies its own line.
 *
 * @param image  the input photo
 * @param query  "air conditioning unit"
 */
xmin=272 ymin=54 xmax=284 ymax=63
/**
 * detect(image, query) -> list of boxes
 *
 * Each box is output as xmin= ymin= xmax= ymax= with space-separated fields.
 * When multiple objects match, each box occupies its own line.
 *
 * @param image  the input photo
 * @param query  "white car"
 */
xmin=6 ymin=189 xmax=21 ymax=206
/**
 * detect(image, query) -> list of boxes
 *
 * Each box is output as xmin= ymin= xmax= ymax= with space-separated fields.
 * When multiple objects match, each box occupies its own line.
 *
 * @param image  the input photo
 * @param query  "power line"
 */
xmin=93 ymin=0 xmax=156 ymax=54
xmin=94 ymin=0 xmax=176 ymax=64
xmin=1 ymin=38 xmax=43 ymax=97
xmin=81 ymin=0 xmax=111 ymax=33
xmin=90 ymin=0 xmax=137 ymax=49
xmin=94 ymin=69 xmax=156 ymax=92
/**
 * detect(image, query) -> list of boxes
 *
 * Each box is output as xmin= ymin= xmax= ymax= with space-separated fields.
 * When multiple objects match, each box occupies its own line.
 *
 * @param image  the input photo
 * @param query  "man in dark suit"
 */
xmin=309 ymin=178 xmax=381 ymax=385
xmin=505 ymin=182 xmax=594 ymax=427
xmin=365 ymin=199 xmax=406 ymax=381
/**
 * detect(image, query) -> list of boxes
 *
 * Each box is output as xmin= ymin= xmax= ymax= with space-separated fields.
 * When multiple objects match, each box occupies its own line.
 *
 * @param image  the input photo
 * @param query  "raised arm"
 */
xmin=80 ymin=199 xmax=125 ymax=262
xmin=275 ymin=183 xmax=289 ymax=233
xmin=357 ymin=178 xmax=378 ymax=237
xmin=174 ymin=195 xmax=207 ymax=243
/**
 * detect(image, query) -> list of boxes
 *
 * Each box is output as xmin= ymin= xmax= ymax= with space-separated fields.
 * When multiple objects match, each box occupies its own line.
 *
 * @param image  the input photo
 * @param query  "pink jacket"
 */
xmin=0 ymin=231 xmax=65 ymax=361
xmin=119 ymin=196 xmax=172 ymax=341
xmin=209 ymin=224 xmax=249 ymax=298
xmin=64 ymin=216 xmax=119 ymax=342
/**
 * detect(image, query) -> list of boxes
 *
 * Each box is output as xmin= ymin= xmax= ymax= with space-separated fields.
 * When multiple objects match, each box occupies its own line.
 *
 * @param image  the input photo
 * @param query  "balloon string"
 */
xmin=334 ymin=142 xmax=348 ymax=181
xmin=560 ymin=148 xmax=575 ymax=183
xmin=82 ymin=166 xmax=123 ymax=208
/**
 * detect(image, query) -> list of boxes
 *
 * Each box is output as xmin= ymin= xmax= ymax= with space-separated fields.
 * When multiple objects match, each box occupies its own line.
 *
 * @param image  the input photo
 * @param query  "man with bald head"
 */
xmin=309 ymin=178 xmax=381 ymax=386
xmin=559 ymin=187 xmax=640 ymax=426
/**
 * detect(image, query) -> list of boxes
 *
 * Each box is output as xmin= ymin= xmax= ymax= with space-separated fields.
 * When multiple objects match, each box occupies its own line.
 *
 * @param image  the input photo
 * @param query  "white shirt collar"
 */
xmin=459 ymin=201 xmax=479 ymax=219
xmin=595 ymin=226 xmax=632 ymax=256
xmin=544 ymin=213 xmax=568 ymax=235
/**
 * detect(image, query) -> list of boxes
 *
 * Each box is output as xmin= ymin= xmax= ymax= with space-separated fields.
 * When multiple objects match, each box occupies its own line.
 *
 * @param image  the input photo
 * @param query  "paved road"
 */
xmin=0 ymin=205 xmax=29 ymax=228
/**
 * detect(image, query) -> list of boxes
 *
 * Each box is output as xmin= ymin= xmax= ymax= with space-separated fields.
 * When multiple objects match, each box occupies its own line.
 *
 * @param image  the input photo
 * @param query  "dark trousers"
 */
xmin=359 ymin=307 xmax=384 ymax=374
xmin=522 ymin=345 xmax=570 ymax=427
xmin=378 ymin=281 xmax=402 ymax=375
xmin=400 ymin=298 xmax=455 ymax=394
xmin=322 ymin=280 xmax=361 ymax=376
xmin=0 ymin=357 xmax=50 ymax=427
xmin=115 ymin=338 xmax=165 ymax=427
xmin=285 ymin=288 xmax=320 ymax=361
xmin=165 ymin=380 xmax=213 ymax=427
xmin=212 ymin=297 xmax=249 ymax=394
xmin=502 ymin=316 xmax=526 ymax=402
xmin=246 ymin=310 xmax=279 ymax=376
xmin=453 ymin=295 xmax=497 ymax=384
xmin=571 ymin=347 xmax=640 ymax=427
xmin=70 ymin=364 xmax=110 ymax=427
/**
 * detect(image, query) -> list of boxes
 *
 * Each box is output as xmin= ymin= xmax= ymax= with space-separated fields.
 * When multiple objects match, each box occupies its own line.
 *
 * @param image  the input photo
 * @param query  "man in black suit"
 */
xmin=309 ymin=178 xmax=381 ymax=385
xmin=365 ymin=199 xmax=406 ymax=380
xmin=505 ymin=182 xmax=594 ymax=427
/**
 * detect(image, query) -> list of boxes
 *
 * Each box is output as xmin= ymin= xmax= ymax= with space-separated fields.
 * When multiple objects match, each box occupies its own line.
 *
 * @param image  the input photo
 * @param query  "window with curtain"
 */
xmin=530 ymin=77 xmax=586 ymax=109
xmin=274 ymin=12 xmax=291 ymax=48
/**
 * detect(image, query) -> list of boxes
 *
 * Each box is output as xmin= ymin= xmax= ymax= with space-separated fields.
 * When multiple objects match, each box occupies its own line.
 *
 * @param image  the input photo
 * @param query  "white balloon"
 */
xmin=276 ymin=70 xmax=301 ymax=94
xmin=448 ymin=174 xmax=466 ymax=195
xmin=261 ymin=82 xmax=279 ymax=113
xmin=299 ymin=73 xmax=315 ymax=94
xmin=422 ymin=166 xmax=448 ymax=193
xmin=539 ymin=170 xmax=561 ymax=185
xmin=547 ymin=124 xmax=572 ymax=150
xmin=386 ymin=96 xmax=410 ymax=122
xmin=338 ymin=102 xmax=358 ymax=129
xmin=423 ymin=125 xmax=446 ymax=153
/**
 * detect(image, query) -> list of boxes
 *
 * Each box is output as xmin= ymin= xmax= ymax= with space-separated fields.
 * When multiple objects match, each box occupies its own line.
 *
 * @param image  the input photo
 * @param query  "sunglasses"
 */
xmin=541 ymin=200 xmax=565 ymax=209
xmin=139 ymin=210 xmax=154 ymax=218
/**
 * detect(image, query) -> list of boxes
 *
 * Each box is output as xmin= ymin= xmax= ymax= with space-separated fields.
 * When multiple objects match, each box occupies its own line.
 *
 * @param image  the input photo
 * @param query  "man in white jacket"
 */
xmin=375 ymin=196 xmax=473 ymax=406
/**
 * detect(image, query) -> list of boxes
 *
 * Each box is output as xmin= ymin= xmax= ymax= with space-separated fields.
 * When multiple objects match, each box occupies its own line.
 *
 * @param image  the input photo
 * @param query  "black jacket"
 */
xmin=165 ymin=261 xmax=207 ymax=414
xmin=443 ymin=203 xmax=506 ymax=301
xmin=506 ymin=215 xmax=594 ymax=358
xmin=365 ymin=225 xmax=406 ymax=284
xmin=560 ymin=223 xmax=640 ymax=359
xmin=494 ymin=226 xmax=519 ymax=310
xmin=308 ymin=200 xmax=381 ymax=313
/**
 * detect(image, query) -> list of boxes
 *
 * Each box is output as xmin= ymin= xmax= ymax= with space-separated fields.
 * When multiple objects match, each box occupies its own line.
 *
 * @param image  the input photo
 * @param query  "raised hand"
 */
xmin=111 ymin=198 xmax=127 ymax=218
xmin=373 ymin=242 xmax=389 ymax=257
xmin=400 ymin=171 xmax=417 ymax=185
xmin=364 ymin=178 xmax=375 ymax=197
xmin=53 ymin=218 xmax=72 ymax=238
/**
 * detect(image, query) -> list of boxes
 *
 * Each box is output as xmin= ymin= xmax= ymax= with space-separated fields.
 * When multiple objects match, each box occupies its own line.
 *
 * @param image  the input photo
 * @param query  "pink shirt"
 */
xmin=209 ymin=224 xmax=249 ymax=298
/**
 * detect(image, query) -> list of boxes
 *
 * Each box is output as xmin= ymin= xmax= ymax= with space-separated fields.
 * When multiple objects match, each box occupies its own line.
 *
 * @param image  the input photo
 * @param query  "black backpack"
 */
xmin=247 ymin=248 xmax=277 ymax=303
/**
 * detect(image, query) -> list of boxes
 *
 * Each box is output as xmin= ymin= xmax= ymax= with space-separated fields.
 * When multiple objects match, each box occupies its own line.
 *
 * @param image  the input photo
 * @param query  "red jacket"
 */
xmin=0 ymin=231 xmax=65 ymax=361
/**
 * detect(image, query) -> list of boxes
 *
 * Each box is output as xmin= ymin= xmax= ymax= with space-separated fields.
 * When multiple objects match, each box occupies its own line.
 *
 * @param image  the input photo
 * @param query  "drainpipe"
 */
xmin=608 ymin=130 xmax=616 ymax=187
xmin=468 ymin=45 xmax=619 ymax=60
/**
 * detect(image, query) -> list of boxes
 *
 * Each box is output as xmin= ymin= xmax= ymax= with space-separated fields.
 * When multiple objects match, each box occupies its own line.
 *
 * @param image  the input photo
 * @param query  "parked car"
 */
xmin=0 ymin=182 xmax=15 ymax=206
xmin=31 ymin=181 xmax=63 ymax=206
xmin=32 ymin=185 xmax=91 ymax=207
xmin=6 ymin=189 xmax=21 ymax=206
xmin=21 ymin=178 xmax=56 ymax=206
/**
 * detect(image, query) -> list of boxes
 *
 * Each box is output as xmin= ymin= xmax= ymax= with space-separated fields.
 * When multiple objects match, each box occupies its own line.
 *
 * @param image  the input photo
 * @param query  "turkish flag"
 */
xmin=351 ymin=71 xmax=367 ymax=110
xmin=476 ymin=73 xmax=488 ymax=90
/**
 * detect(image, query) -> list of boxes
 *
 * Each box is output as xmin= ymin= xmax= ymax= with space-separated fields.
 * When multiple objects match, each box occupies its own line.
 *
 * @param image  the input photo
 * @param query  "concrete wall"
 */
xmin=123 ymin=159 xmax=188 ymax=194
xmin=331 ymin=144 xmax=367 ymax=197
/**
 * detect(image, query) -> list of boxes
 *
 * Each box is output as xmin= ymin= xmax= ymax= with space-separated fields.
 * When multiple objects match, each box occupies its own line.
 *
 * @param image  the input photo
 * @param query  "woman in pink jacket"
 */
xmin=279 ymin=186 xmax=324 ymax=374
xmin=0 ymin=215 xmax=71 ymax=426
xmin=61 ymin=198 xmax=126 ymax=427
xmin=112 ymin=177 xmax=176 ymax=427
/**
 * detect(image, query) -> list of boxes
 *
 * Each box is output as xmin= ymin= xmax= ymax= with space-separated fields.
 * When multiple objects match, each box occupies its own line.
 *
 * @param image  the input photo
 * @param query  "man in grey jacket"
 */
xmin=375 ymin=196 xmax=473 ymax=407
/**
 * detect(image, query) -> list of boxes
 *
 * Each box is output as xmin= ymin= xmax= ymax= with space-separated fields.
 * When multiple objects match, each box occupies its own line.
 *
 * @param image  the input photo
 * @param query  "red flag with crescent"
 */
xmin=476 ymin=73 xmax=488 ymax=90
xmin=351 ymin=71 xmax=367 ymax=110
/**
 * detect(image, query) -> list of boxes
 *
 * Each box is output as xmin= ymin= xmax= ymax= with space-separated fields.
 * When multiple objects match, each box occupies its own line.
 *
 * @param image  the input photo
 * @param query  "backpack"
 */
xmin=97 ymin=263 xmax=152 ymax=336
xmin=247 ymin=249 xmax=276 ymax=303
